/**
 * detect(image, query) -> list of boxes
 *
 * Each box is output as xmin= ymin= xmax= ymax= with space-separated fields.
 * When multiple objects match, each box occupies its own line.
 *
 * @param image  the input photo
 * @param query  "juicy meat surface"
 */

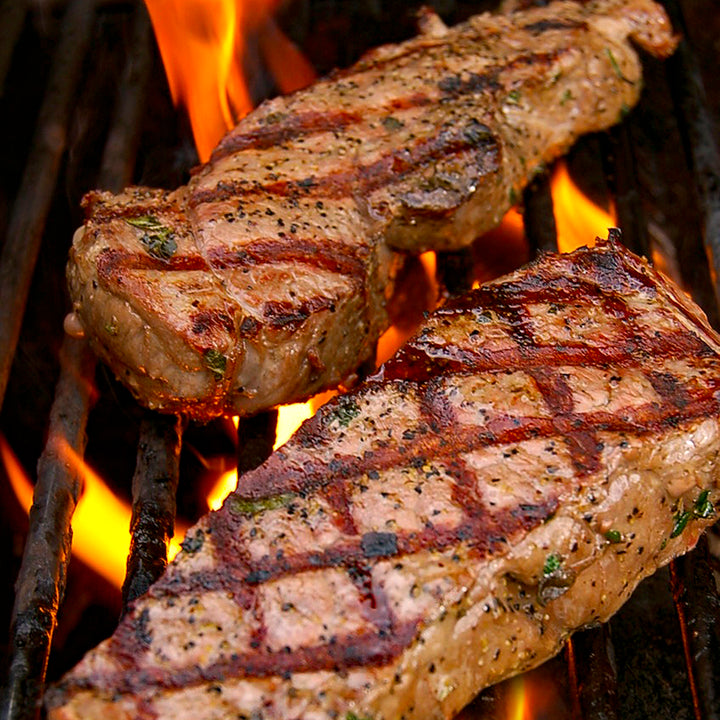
xmin=48 ymin=240 xmax=720 ymax=720
xmin=67 ymin=0 xmax=677 ymax=420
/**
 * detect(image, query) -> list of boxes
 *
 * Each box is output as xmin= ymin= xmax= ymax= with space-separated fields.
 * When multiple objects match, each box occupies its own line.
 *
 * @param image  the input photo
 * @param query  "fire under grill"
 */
xmin=1 ymin=1 xmax=720 ymax=719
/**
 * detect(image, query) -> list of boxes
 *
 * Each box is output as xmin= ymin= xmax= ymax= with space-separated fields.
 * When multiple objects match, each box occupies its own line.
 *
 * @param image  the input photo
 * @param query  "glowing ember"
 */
xmin=144 ymin=0 xmax=314 ymax=162
xmin=1 ymin=434 xmax=188 ymax=588
xmin=551 ymin=160 xmax=616 ymax=253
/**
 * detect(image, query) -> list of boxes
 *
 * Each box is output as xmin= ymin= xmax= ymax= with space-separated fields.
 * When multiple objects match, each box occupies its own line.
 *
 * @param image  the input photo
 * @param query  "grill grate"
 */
xmin=1 ymin=1 xmax=720 ymax=719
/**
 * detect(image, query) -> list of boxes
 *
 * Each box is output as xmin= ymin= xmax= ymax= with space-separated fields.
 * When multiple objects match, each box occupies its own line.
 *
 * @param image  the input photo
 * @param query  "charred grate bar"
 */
xmin=1 ymin=1 xmax=720 ymax=720
xmin=3 ymin=335 xmax=96 ymax=720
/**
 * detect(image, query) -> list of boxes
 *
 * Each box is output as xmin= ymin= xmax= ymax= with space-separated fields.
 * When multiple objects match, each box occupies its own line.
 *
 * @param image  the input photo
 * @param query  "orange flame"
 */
xmin=551 ymin=160 xmax=616 ymax=253
xmin=507 ymin=676 xmax=531 ymax=720
xmin=505 ymin=671 xmax=563 ymax=720
xmin=377 ymin=250 xmax=438 ymax=365
xmin=144 ymin=0 xmax=315 ymax=162
xmin=2 ymin=434 xmax=188 ymax=589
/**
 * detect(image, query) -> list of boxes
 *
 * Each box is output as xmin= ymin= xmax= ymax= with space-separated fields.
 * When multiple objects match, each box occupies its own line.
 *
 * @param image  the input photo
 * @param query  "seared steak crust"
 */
xmin=67 ymin=0 xmax=677 ymax=420
xmin=49 ymin=240 xmax=720 ymax=720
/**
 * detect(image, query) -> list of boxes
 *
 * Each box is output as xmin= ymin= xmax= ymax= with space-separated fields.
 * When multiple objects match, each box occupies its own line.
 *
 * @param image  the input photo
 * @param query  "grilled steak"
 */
xmin=48 ymin=239 xmax=720 ymax=720
xmin=66 ymin=0 xmax=677 ymax=420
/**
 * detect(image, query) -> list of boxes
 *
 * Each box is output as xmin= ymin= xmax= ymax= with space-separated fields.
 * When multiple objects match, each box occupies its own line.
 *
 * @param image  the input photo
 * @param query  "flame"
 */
xmin=207 ymin=468 xmax=239 ymax=512
xmin=507 ymin=676 xmax=530 ymax=720
xmin=377 ymin=250 xmax=437 ymax=365
xmin=144 ymin=0 xmax=315 ymax=162
xmin=504 ymin=662 xmax=570 ymax=720
xmin=551 ymin=160 xmax=616 ymax=253
xmin=2 ymin=434 xmax=188 ymax=588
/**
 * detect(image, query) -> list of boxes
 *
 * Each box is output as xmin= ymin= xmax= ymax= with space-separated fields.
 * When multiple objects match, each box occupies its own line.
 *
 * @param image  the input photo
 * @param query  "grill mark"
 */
xmin=97 ymin=237 xmax=367 ymax=283
xmin=210 ymin=110 xmax=363 ymax=161
xmin=384 ymin=326 xmax=713 ymax=384
xmin=263 ymin=296 xmax=338 ymax=331
xmin=190 ymin=310 xmax=234 ymax=337
xmin=347 ymin=561 xmax=397 ymax=636
xmin=205 ymin=41 xmax=569 ymax=170
xmin=69 ymin=621 xmax=421 ymax=697
xmin=207 ymin=237 xmax=368 ymax=279
xmin=190 ymin=120 xmax=499 ymax=206
xmin=325 ymin=479 xmax=357 ymax=536
xmin=237 ymin=388 xmax=720 ymax=502
xmin=445 ymin=251 xmax=660 ymax=309
xmin=647 ymin=371 xmax=692 ymax=410
xmin=530 ymin=367 xmax=602 ymax=475
xmin=437 ymin=50 xmax=566 ymax=98
xmin=448 ymin=459 xmax=560 ymax=554
xmin=183 ymin=496 xmax=558 ymax=593
xmin=96 ymin=248 xmax=210 ymax=281
xmin=82 ymin=192 xmax=181 ymax=224
xmin=87 ymin=498 xmax=558 ymax=693
xmin=477 ymin=279 xmax=605 ymax=476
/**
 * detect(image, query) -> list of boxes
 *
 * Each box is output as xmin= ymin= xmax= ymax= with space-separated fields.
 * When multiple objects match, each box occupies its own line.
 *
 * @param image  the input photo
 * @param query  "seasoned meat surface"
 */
xmin=67 ymin=0 xmax=677 ymax=420
xmin=49 ymin=240 xmax=720 ymax=720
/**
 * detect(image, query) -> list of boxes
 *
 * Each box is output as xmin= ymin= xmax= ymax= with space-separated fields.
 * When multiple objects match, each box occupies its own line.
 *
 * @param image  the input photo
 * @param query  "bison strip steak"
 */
xmin=67 ymin=0 xmax=677 ymax=420
xmin=48 ymin=239 xmax=720 ymax=720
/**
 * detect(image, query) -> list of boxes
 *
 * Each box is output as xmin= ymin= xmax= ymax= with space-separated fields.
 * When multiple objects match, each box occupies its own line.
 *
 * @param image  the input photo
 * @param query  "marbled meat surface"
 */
xmin=49 ymin=239 xmax=720 ymax=720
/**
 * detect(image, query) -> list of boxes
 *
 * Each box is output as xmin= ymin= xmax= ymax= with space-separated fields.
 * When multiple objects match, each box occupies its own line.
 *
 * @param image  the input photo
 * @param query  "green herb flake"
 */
xmin=560 ymin=89 xmax=572 ymax=105
xmin=604 ymin=529 xmax=622 ymax=543
xmin=670 ymin=509 xmax=691 ymax=538
xmin=506 ymin=89 xmax=521 ymax=105
xmin=264 ymin=111 xmax=288 ymax=124
xmin=231 ymin=493 xmax=294 ymax=517
xmin=104 ymin=319 xmax=119 ymax=336
xmin=329 ymin=398 xmax=361 ymax=427
xmin=204 ymin=349 xmax=227 ymax=379
xmin=126 ymin=216 xmax=177 ymax=260
xmin=543 ymin=553 xmax=562 ymax=576
xmin=346 ymin=713 xmax=373 ymax=720
xmin=606 ymin=48 xmax=630 ymax=82
xmin=382 ymin=116 xmax=404 ymax=132
xmin=508 ymin=187 xmax=519 ymax=206
xmin=694 ymin=490 xmax=715 ymax=519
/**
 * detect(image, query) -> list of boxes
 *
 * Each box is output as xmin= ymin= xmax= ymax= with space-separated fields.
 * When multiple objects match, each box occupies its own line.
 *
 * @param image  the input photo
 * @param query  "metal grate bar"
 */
xmin=0 ymin=0 xmax=27 ymax=94
xmin=664 ymin=0 xmax=720 ymax=314
xmin=523 ymin=170 xmax=558 ymax=254
xmin=122 ymin=412 xmax=183 ymax=610
xmin=96 ymin=2 xmax=153 ymax=193
xmin=671 ymin=535 xmax=720 ymax=720
xmin=1 ymin=336 xmax=97 ymax=720
xmin=569 ymin=626 xmax=620 ymax=720
xmin=237 ymin=410 xmax=279 ymax=476
xmin=0 ymin=0 xmax=96 ymax=412
xmin=607 ymin=123 xmax=650 ymax=258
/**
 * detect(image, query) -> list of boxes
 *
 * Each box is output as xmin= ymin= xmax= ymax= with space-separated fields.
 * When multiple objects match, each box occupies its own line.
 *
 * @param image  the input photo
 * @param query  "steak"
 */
xmin=48 ymin=239 xmax=720 ymax=720
xmin=66 ymin=0 xmax=677 ymax=420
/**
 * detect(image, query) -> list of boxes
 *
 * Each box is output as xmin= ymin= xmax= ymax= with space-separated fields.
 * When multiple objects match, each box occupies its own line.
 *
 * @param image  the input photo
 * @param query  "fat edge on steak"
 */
xmin=66 ymin=0 xmax=677 ymax=420
xmin=48 ymin=240 xmax=720 ymax=720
